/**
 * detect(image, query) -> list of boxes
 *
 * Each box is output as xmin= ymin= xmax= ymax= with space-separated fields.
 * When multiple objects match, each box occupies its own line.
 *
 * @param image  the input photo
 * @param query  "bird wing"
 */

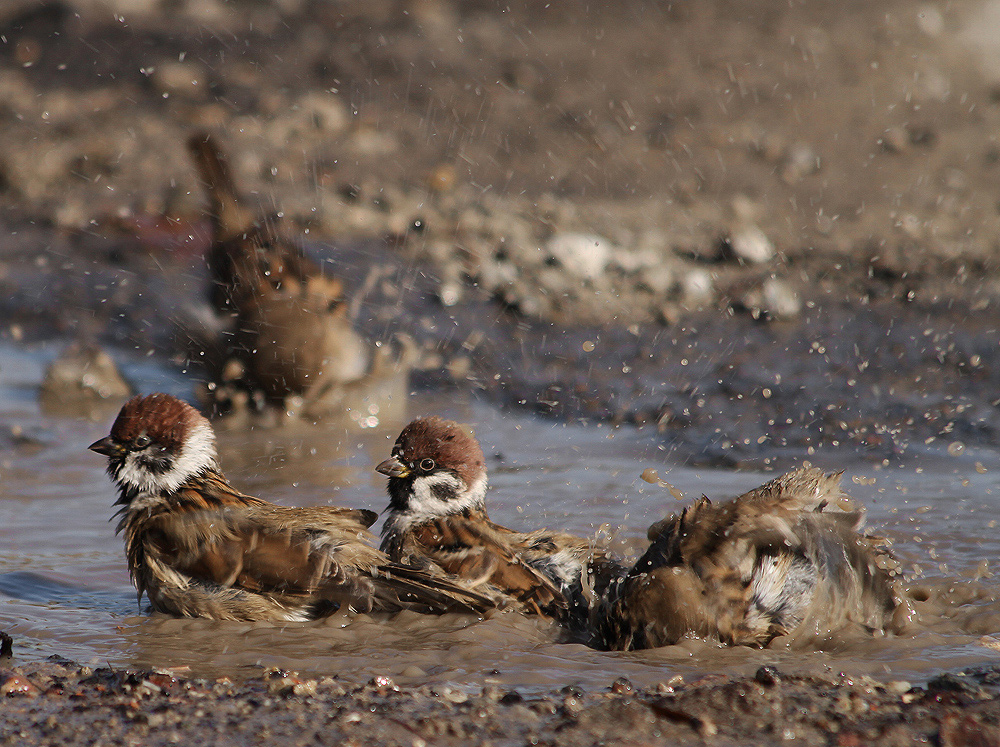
xmin=144 ymin=501 xmax=380 ymax=603
xmin=408 ymin=516 xmax=567 ymax=614
xmin=368 ymin=562 xmax=497 ymax=614
xmin=515 ymin=526 xmax=626 ymax=605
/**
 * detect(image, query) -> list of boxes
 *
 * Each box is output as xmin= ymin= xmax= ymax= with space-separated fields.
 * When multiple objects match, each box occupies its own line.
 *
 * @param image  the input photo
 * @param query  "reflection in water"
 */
xmin=1 ymin=342 xmax=999 ymax=689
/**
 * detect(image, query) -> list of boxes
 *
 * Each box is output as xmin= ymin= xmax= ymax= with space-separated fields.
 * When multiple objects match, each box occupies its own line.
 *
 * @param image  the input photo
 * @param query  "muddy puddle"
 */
xmin=1 ymin=340 xmax=999 ymax=694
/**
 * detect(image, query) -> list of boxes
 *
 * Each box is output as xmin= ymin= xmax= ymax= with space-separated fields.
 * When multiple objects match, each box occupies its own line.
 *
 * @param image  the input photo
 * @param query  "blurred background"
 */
xmin=0 ymin=0 xmax=999 ymax=464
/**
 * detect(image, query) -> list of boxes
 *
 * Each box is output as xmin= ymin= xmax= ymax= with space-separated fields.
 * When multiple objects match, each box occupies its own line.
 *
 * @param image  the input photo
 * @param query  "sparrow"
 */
xmin=187 ymin=132 xmax=343 ymax=315
xmin=376 ymin=416 xmax=624 ymax=622
xmin=594 ymin=467 xmax=901 ymax=650
xmin=89 ymin=393 xmax=490 ymax=621
xmin=187 ymin=133 xmax=370 ymax=408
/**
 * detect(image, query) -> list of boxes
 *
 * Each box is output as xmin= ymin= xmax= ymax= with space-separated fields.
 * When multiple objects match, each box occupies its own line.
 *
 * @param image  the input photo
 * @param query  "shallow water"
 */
xmin=1 ymin=340 xmax=999 ymax=693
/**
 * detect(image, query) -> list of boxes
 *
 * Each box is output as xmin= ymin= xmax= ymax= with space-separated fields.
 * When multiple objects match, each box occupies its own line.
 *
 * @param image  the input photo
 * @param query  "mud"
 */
xmin=3 ymin=659 xmax=1000 ymax=747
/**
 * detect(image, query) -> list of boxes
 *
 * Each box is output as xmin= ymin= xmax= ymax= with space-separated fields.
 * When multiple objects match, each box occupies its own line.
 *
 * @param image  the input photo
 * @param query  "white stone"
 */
xmin=726 ymin=225 xmax=775 ymax=264
xmin=545 ymin=232 xmax=612 ymax=280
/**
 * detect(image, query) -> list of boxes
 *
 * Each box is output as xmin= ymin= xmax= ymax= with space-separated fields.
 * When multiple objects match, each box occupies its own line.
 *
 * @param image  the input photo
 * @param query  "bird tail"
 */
xmin=370 ymin=563 xmax=497 ymax=615
xmin=187 ymin=132 xmax=257 ymax=241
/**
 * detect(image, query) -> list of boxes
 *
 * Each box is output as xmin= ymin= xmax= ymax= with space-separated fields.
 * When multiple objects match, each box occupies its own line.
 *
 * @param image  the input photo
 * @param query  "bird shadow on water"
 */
xmin=0 ymin=570 xmax=137 ymax=617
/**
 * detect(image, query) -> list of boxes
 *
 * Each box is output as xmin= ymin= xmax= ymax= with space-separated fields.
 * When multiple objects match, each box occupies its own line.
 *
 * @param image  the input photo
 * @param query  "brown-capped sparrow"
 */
xmin=90 ymin=393 xmax=489 ymax=621
xmin=376 ymin=416 xmax=624 ymax=622
xmin=187 ymin=133 xmax=370 ymax=408
xmin=594 ymin=467 xmax=901 ymax=650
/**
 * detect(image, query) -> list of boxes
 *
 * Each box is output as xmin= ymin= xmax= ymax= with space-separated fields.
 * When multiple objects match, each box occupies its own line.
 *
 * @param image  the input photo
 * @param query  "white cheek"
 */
xmin=409 ymin=472 xmax=467 ymax=517
xmin=116 ymin=421 xmax=217 ymax=494
xmin=388 ymin=472 xmax=487 ymax=531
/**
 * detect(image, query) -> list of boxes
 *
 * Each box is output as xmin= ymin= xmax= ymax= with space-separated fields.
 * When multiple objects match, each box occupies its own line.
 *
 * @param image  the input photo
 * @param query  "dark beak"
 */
xmin=376 ymin=456 xmax=410 ymax=478
xmin=89 ymin=436 xmax=122 ymax=458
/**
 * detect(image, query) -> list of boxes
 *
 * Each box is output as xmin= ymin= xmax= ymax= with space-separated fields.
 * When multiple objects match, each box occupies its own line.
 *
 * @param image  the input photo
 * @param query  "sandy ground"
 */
xmin=3 ymin=0 xmax=1000 ymax=322
xmin=2 ymin=659 xmax=1000 ymax=746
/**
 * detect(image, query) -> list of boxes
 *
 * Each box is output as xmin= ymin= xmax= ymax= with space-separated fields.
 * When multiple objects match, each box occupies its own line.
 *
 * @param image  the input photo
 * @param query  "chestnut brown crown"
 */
xmin=90 ymin=393 xmax=217 ymax=497
xmin=379 ymin=417 xmax=484 ymax=482
xmin=377 ymin=416 xmax=488 ymax=517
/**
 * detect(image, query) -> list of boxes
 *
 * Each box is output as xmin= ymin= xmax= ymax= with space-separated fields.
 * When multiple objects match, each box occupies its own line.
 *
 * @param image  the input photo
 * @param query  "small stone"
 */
xmin=446 ymin=355 xmax=472 ymax=380
xmin=881 ymin=126 xmax=911 ymax=154
xmin=560 ymin=684 xmax=584 ymax=699
xmin=150 ymin=60 xmax=209 ymax=100
xmin=754 ymin=665 xmax=781 ymax=686
xmin=637 ymin=263 xmax=675 ymax=295
xmin=679 ymin=269 xmax=714 ymax=305
xmin=480 ymin=685 xmax=503 ymax=701
xmin=293 ymin=91 xmax=350 ymax=134
xmin=782 ymin=143 xmax=821 ymax=183
xmin=39 ymin=343 xmax=132 ymax=416
xmin=427 ymin=163 xmax=457 ymax=193
xmin=721 ymin=225 xmax=775 ymax=264
xmin=610 ymin=677 xmax=634 ymax=694
xmin=741 ymin=278 xmax=801 ymax=320
xmin=917 ymin=4 xmax=944 ymax=36
xmin=0 ymin=632 xmax=11 ymax=665
xmin=545 ymin=233 xmax=612 ymax=281
xmin=885 ymin=680 xmax=911 ymax=695
xmin=441 ymin=687 xmax=468 ymax=704
xmin=369 ymin=675 xmax=396 ymax=690
xmin=0 ymin=672 xmax=39 ymax=697
xmin=760 ymin=278 xmax=801 ymax=319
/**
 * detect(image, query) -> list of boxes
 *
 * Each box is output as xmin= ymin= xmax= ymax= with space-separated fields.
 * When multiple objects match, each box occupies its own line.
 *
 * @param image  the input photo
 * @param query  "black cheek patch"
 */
xmin=430 ymin=479 xmax=459 ymax=502
xmin=138 ymin=452 xmax=174 ymax=476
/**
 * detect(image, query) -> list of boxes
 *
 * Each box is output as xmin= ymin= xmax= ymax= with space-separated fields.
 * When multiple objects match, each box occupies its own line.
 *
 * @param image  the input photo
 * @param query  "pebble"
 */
xmin=291 ymin=91 xmax=350 ymax=134
xmin=721 ymin=225 xmax=775 ymax=264
xmin=637 ymin=263 xmax=675 ymax=295
xmin=679 ymin=268 xmax=715 ymax=305
xmin=610 ymin=677 xmax=634 ymax=694
xmin=741 ymin=278 xmax=802 ymax=320
xmin=39 ymin=343 xmax=132 ymax=410
xmin=369 ymin=675 xmax=397 ymax=690
xmin=760 ymin=278 xmax=802 ymax=319
xmin=880 ymin=126 xmax=911 ymax=154
xmin=884 ymin=680 xmax=912 ymax=695
xmin=917 ymin=4 xmax=944 ymax=36
xmin=782 ymin=143 xmax=821 ymax=183
xmin=545 ymin=232 xmax=612 ymax=281
xmin=427 ymin=163 xmax=457 ymax=193
xmin=0 ymin=671 xmax=38 ymax=696
xmin=755 ymin=666 xmax=781 ymax=687
xmin=436 ymin=686 xmax=469 ymax=704
xmin=150 ymin=60 xmax=209 ymax=100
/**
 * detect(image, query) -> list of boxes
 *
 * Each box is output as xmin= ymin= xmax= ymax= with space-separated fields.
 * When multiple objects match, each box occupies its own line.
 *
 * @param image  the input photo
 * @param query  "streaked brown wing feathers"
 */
xmin=411 ymin=517 xmax=566 ymax=612
xmin=146 ymin=504 xmax=377 ymax=598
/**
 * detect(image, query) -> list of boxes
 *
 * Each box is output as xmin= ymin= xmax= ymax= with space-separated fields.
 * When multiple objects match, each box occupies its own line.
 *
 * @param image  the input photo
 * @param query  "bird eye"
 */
xmin=419 ymin=458 xmax=435 ymax=472
xmin=133 ymin=435 xmax=151 ymax=449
